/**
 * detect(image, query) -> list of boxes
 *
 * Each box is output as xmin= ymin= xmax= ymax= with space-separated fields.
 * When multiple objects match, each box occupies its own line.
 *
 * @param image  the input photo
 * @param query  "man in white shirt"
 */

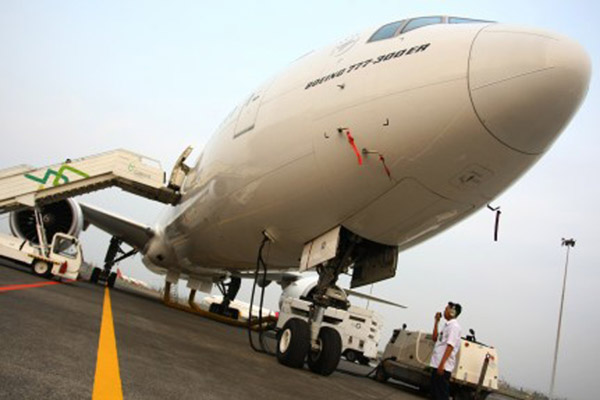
xmin=429 ymin=302 xmax=462 ymax=400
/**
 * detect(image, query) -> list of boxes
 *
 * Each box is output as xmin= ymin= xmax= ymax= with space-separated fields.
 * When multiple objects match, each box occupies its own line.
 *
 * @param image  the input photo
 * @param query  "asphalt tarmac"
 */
xmin=0 ymin=264 xmax=429 ymax=400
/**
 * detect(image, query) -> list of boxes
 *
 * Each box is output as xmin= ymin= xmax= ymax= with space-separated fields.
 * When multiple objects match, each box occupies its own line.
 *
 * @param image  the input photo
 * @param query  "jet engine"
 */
xmin=9 ymin=199 xmax=84 ymax=244
xmin=278 ymin=276 xmax=319 ymax=310
xmin=281 ymin=276 xmax=353 ymax=311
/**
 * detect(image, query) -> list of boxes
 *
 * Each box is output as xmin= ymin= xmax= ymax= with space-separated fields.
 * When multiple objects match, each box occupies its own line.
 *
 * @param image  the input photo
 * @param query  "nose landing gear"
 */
xmin=275 ymin=244 xmax=352 ymax=376
xmin=275 ymin=226 xmax=399 ymax=377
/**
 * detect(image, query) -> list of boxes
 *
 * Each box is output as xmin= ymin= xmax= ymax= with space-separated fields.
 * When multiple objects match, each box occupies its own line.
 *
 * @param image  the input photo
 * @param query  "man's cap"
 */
xmin=448 ymin=302 xmax=462 ymax=317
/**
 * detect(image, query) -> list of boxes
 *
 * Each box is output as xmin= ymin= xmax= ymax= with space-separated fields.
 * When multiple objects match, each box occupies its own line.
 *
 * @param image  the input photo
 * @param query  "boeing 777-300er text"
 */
xmin=5 ymin=16 xmax=590 ymax=375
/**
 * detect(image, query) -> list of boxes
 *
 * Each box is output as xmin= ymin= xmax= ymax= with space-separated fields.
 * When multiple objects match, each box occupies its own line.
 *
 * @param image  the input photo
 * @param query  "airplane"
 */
xmin=5 ymin=15 xmax=591 ymax=375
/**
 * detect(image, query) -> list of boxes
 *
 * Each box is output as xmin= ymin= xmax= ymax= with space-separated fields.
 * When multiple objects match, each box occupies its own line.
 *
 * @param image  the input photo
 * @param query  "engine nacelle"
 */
xmin=9 ymin=199 xmax=83 ymax=244
xmin=279 ymin=276 xmax=351 ymax=311
xmin=278 ymin=276 xmax=318 ymax=310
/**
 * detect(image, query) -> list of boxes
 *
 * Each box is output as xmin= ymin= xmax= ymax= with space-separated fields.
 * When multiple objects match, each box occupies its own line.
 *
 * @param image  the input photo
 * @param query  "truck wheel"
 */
xmin=358 ymin=355 xmax=371 ymax=366
xmin=107 ymin=272 xmax=117 ymax=288
xmin=276 ymin=318 xmax=310 ymax=368
xmin=454 ymin=388 xmax=475 ymax=400
xmin=307 ymin=327 xmax=342 ymax=376
xmin=375 ymin=364 xmax=389 ymax=383
xmin=90 ymin=267 xmax=101 ymax=284
xmin=344 ymin=349 xmax=357 ymax=363
xmin=32 ymin=260 xmax=52 ymax=278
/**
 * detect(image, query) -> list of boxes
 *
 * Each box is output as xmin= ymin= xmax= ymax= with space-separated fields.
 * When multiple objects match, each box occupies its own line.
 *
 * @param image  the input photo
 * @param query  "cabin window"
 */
xmin=368 ymin=20 xmax=406 ymax=42
xmin=401 ymin=17 xmax=443 ymax=33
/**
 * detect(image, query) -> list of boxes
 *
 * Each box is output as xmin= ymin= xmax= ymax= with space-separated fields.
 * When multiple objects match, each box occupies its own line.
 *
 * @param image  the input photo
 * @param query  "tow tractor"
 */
xmin=0 ymin=230 xmax=82 ymax=280
xmin=375 ymin=326 xmax=499 ymax=400
xmin=339 ymin=305 xmax=383 ymax=365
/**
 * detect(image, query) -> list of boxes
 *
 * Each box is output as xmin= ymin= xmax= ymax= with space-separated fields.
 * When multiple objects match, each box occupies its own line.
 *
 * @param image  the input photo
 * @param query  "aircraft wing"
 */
xmin=80 ymin=202 xmax=154 ymax=251
xmin=234 ymin=271 xmax=304 ymax=285
xmin=344 ymin=288 xmax=407 ymax=309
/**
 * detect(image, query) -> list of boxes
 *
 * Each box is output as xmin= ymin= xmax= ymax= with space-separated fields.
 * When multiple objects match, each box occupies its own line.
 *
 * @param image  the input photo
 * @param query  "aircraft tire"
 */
xmin=307 ymin=327 xmax=341 ymax=376
xmin=32 ymin=260 xmax=52 ymax=278
xmin=90 ymin=267 xmax=101 ymax=284
xmin=107 ymin=272 xmax=117 ymax=288
xmin=276 ymin=318 xmax=310 ymax=368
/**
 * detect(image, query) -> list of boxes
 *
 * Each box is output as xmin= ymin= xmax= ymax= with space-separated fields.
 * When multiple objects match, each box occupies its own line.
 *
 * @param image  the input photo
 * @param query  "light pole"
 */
xmin=549 ymin=238 xmax=576 ymax=398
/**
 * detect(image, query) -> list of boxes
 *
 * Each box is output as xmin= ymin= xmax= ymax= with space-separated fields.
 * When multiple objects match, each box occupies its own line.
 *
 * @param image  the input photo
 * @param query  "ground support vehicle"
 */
xmin=0 ymin=231 xmax=82 ymax=280
xmin=376 ymin=328 xmax=499 ymax=400
xmin=340 ymin=305 xmax=383 ymax=365
xmin=0 ymin=148 xmax=191 ymax=287
xmin=278 ymin=297 xmax=383 ymax=366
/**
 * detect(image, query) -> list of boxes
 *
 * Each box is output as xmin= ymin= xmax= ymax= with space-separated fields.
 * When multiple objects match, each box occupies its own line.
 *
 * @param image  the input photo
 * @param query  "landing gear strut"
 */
xmin=209 ymin=277 xmax=241 ymax=319
xmin=90 ymin=236 xmax=138 ymax=288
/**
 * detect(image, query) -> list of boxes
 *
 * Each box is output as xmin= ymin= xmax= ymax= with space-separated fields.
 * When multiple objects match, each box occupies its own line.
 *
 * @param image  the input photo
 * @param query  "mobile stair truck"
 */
xmin=375 ymin=327 xmax=499 ymax=400
xmin=0 ymin=148 xmax=192 ymax=285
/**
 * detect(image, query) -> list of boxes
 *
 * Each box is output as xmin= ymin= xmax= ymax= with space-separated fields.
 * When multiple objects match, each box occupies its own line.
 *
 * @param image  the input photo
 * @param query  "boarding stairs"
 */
xmin=0 ymin=147 xmax=193 ymax=213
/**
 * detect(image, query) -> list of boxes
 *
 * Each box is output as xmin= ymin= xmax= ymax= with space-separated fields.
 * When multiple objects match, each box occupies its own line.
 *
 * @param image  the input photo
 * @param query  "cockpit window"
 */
xmin=448 ymin=17 xmax=492 ymax=24
xmin=368 ymin=16 xmax=493 ymax=44
xmin=401 ymin=17 xmax=443 ymax=33
xmin=368 ymin=20 xmax=406 ymax=42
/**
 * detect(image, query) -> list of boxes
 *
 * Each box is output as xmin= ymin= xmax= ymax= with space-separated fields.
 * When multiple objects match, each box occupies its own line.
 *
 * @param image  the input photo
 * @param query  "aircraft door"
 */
xmin=233 ymin=81 xmax=272 ymax=138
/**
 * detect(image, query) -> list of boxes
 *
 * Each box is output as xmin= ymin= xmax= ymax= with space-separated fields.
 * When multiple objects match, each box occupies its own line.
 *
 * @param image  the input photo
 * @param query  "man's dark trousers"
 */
xmin=430 ymin=369 xmax=451 ymax=400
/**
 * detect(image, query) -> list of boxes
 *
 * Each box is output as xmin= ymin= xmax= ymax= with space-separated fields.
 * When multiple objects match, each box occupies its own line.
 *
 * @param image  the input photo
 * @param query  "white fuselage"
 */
xmin=142 ymin=20 xmax=590 ymax=281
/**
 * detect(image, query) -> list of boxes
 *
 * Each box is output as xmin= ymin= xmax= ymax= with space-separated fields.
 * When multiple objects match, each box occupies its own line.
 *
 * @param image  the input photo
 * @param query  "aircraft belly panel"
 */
xmin=343 ymin=178 xmax=473 ymax=246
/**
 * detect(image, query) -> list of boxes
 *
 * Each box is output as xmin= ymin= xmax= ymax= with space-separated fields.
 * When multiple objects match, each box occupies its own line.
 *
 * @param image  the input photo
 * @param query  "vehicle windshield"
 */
xmin=53 ymin=236 xmax=78 ymax=259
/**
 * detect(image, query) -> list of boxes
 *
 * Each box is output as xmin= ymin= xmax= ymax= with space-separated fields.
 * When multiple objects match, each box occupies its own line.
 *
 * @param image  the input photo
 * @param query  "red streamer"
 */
xmin=345 ymin=130 xmax=363 ymax=165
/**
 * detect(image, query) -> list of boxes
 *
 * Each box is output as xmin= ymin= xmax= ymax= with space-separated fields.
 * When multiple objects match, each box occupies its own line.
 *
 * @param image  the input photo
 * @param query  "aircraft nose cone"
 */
xmin=469 ymin=25 xmax=591 ymax=154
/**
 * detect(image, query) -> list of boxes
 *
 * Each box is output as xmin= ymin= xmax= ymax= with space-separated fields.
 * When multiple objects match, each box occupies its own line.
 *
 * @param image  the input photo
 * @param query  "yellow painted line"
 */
xmin=92 ymin=288 xmax=123 ymax=400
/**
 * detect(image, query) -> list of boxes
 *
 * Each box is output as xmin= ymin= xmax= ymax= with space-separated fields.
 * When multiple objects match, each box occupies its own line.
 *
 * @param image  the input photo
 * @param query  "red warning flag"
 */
xmin=345 ymin=130 xmax=363 ymax=165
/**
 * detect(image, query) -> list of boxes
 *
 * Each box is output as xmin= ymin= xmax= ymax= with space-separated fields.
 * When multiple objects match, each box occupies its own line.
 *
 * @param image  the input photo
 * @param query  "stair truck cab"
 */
xmin=0 ymin=231 xmax=83 ymax=280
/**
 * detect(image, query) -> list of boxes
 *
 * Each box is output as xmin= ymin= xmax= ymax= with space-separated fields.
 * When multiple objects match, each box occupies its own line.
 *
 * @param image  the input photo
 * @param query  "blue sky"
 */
xmin=1 ymin=1 xmax=598 ymax=398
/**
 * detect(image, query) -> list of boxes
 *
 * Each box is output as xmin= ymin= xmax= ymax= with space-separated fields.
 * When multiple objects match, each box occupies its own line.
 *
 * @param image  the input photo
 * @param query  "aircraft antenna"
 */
xmin=487 ymin=204 xmax=501 ymax=241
